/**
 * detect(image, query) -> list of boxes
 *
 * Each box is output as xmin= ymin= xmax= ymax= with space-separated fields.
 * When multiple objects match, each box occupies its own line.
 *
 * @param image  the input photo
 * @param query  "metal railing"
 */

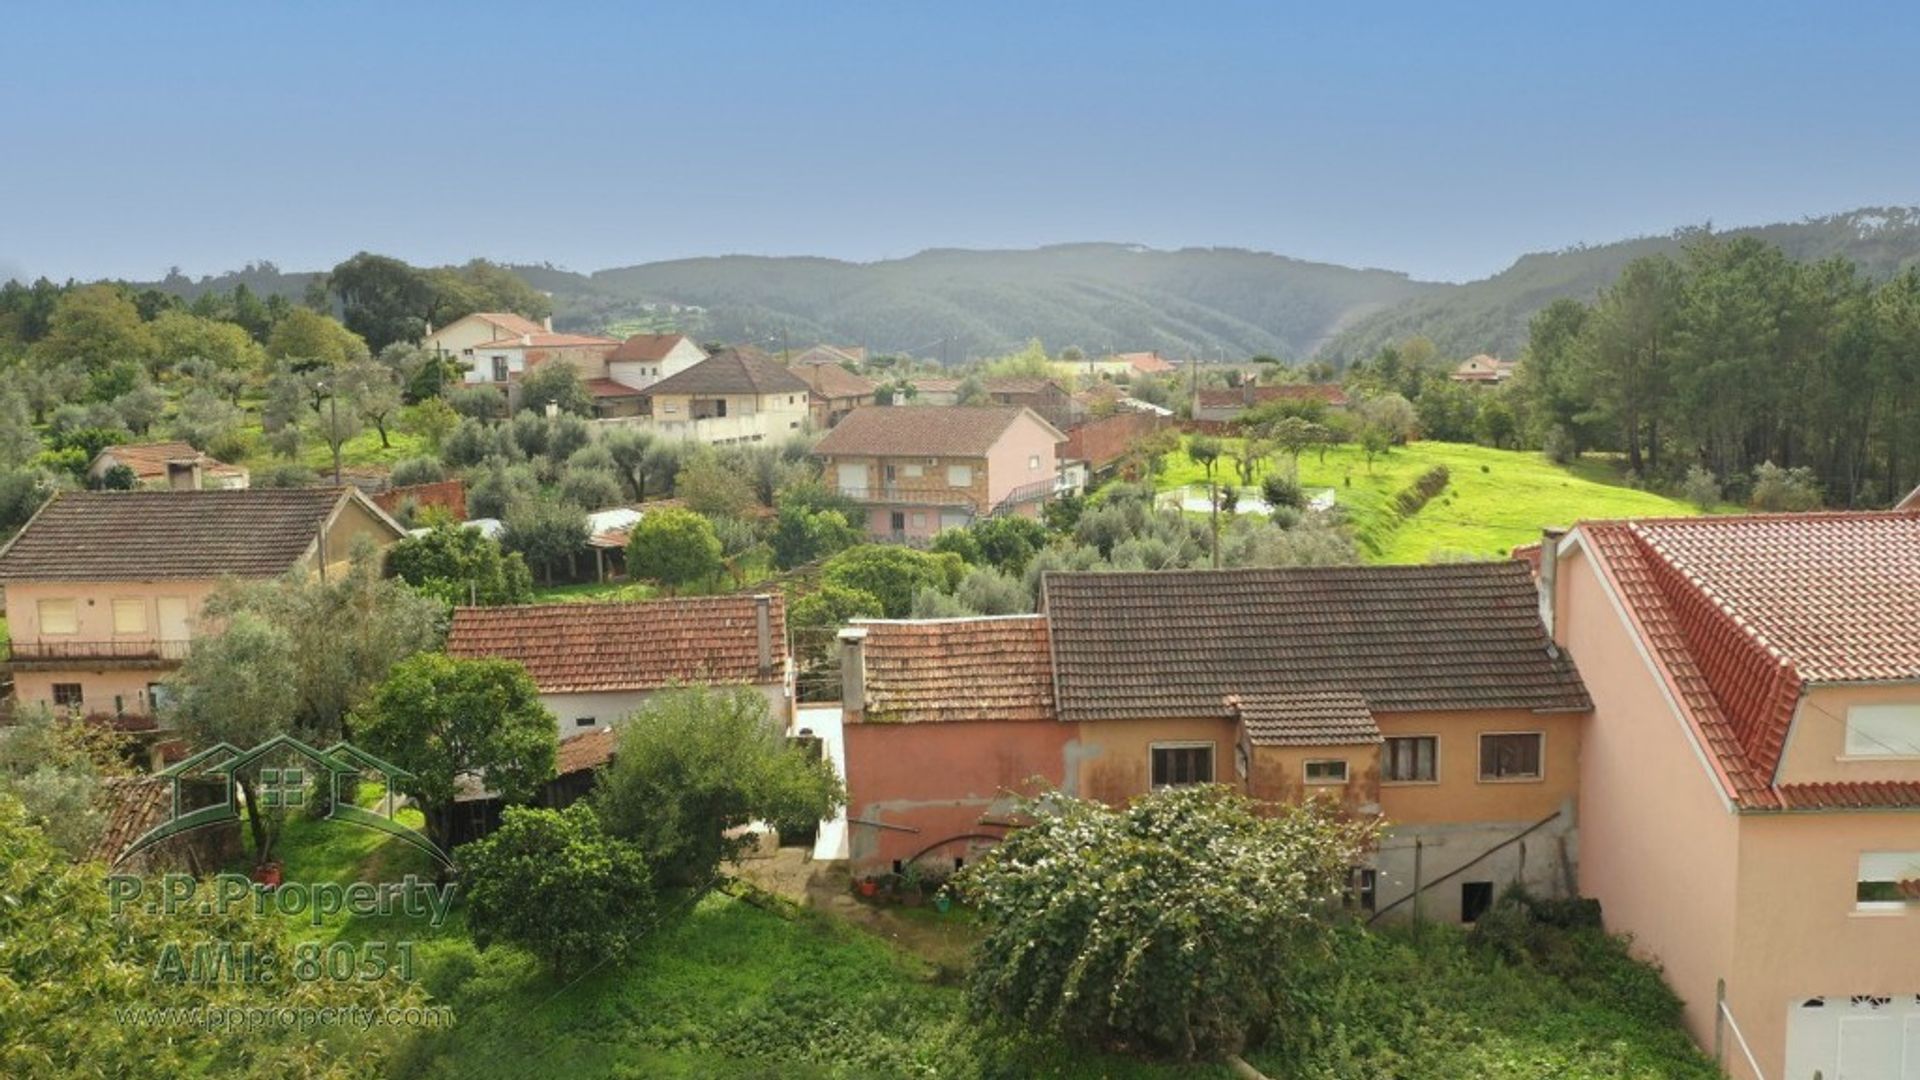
xmin=1 ymin=639 xmax=193 ymax=663
xmin=988 ymin=477 xmax=1058 ymax=516
xmin=836 ymin=484 xmax=976 ymax=508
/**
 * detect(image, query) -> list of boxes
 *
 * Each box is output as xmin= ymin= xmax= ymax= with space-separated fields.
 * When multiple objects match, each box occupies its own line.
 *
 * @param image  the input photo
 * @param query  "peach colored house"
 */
xmin=837 ymin=564 xmax=1591 ymax=920
xmin=812 ymin=405 xmax=1066 ymax=541
xmin=0 ymin=488 xmax=404 ymax=731
xmin=1548 ymin=511 xmax=1920 ymax=1079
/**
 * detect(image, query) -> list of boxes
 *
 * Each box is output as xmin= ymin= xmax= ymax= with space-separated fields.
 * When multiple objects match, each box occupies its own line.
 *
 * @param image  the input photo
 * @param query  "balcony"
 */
xmin=989 ymin=477 xmax=1059 ymax=516
xmin=837 ymin=485 xmax=977 ymax=509
xmin=1 ymin=639 xmax=192 ymax=670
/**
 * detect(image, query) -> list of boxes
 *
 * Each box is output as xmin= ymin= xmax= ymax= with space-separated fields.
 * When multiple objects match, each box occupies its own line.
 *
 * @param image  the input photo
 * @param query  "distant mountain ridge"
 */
xmin=140 ymin=207 xmax=1920 ymax=364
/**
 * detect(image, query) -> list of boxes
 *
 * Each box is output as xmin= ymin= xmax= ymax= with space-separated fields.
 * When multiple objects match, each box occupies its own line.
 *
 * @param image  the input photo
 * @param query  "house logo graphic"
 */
xmin=115 ymin=733 xmax=453 ymax=868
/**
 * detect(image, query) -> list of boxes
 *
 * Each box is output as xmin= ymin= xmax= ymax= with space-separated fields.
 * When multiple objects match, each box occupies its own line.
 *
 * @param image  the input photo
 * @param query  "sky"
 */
xmin=2 ymin=1 xmax=1916 ymax=285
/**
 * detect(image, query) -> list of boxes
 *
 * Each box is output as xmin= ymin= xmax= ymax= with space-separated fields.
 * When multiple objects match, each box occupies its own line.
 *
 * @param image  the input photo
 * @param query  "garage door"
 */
xmin=1786 ymin=996 xmax=1920 ymax=1079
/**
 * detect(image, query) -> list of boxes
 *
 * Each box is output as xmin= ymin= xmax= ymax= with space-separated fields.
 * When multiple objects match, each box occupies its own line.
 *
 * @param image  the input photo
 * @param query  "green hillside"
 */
xmin=1157 ymin=439 xmax=1704 ymax=563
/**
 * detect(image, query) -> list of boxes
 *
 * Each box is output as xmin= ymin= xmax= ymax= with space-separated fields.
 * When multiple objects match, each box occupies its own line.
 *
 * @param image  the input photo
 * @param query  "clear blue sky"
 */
xmin=2 ymin=1 xmax=1915 ymax=285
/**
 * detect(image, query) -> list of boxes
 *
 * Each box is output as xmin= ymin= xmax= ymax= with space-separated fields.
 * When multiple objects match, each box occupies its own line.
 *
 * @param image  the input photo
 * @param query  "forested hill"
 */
xmin=519 ymin=244 xmax=1439 ymax=361
xmin=1315 ymin=207 xmax=1920 ymax=365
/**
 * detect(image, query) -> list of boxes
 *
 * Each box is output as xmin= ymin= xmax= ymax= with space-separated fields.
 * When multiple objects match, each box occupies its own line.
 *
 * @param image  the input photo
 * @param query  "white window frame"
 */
xmin=1843 ymin=704 xmax=1920 ymax=759
xmin=947 ymin=464 xmax=973 ymax=487
xmin=1028 ymin=453 xmax=1041 ymax=471
xmin=1478 ymin=731 xmax=1545 ymax=783
xmin=1149 ymin=740 xmax=1215 ymax=789
xmin=1856 ymin=851 xmax=1920 ymax=913
xmin=902 ymin=463 xmax=924 ymax=478
xmin=1382 ymin=734 xmax=1440 ymax=785
xmin=110 ymin=598 xmax=147 ymax=636
xmin=37 ymin=598 xmax=78 ymax=636
xmin=1303 ymin=759 xmax=1349 ymax=785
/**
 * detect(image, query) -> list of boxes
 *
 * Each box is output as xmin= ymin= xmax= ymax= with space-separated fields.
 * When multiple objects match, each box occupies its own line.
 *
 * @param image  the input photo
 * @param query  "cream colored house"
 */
xmin=606 ymin=333 xmax=708 ymax=390
xmin=0 ymin=489 xmax=404 ymax=728
xmin=462 ymin=331 xmax=621 ymax=386
xmin=639 ymin=349 xmax=811 ymax=445
xmin=421 ymin=312 xmax=548 ymax=358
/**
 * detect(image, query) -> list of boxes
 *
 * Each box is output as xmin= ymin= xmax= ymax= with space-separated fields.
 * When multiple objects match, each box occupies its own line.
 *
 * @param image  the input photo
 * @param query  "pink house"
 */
xmin=1547 ymin=510 xmax=1920 ymax=1079
xmin=811 ymin=405 xmax=1065 ymax=541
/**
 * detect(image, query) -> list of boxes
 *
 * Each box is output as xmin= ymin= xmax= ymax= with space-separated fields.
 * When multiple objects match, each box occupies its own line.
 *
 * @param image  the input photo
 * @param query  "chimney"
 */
xmin=1539 ymin=527 xmax=1565 ymax=649
xmin=543 ymin=315 xmax=554 ymax=333
xmin=544 ymin=402 xmax=559 ymax=420
xmin=754 ymin=594 xmax=774 ymax=677
xmin=166 ymin=459 xmax=203 ymax=491
xmin=521 ymin=332 xmax=533 ymax=346
xmin=838 ymin=626 xmax=868 ymax=719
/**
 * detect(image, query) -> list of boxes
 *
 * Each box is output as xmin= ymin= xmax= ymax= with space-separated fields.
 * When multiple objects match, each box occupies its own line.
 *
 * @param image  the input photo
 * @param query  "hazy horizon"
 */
xmin=4 ymin=1 xmax=1917 ymax=285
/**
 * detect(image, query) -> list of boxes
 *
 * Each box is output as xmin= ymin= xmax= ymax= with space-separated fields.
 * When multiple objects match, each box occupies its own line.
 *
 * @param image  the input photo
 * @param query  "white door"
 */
xmin=836 ymin=463 xmax=867 ymax=495
xmin=1787 ymin=996 xmax=1920 ymax=1079
xmin=157 ymin=597 xmax=191 ymax=643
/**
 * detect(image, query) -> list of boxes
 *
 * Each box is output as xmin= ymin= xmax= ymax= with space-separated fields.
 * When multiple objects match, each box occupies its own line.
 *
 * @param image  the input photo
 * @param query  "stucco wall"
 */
xmin=1072 ymin=716 xmax=1238 ymax=806
xmin=982 ymin=413 xmax=1061 ymax=507
xmin=1248 ymin=743 xmax=1380 ymax=814
xmin=1558 ymin=540 xmax=1743 ymax=1062
xmin=1775 ymin=682 xmax=1920 ymax=786
xmin=1375 ymin=709 xmax=1582 ymax=826
xmin=541 ymin=681 xmax=790 ymax=741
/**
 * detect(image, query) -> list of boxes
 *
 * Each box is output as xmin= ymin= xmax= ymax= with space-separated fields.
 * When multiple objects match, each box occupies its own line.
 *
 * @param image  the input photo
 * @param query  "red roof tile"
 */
xmin=446 ymin=595 xmax=785 ymax=694
xmin=796 ymin=362 xmax=876 ymax=400
xmin=814 ymin=405 xmax=1060 ymax=458
xmin=1777 ymin=781 xmax=1920 ymax=810
xmin=1116 ymin=351 xmax=1177 ymax=374
xmin=555 ymin=728 xmax=618 ymax=775
xmin=584 ymin=377 xmax=646 ymax=399
xmin=94 ymin=442 xmax=247 ymax=482
xmin=1231 ymin=691 xmax=1382 ymax=746
xmin=856 ymin=615 xmax=1055 ymax=723
xmin=608 ymin=333 xmax=701 ymax=363
xmin=644 ymin=349 xmax=810 ymax=397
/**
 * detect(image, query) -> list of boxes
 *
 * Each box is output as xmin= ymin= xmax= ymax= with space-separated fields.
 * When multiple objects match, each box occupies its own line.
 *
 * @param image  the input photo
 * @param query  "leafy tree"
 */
xmin=111 ymin=381 xmax=166 ymax=435
xmin=1359 ymin=423 xmax=1392 ymax=472
xmin=93 ymin=463 xmax=137 ymax=490
xmin=30 ymin=285 xmax=155 ymax=374
xmin=1261 ymin=473 xmax=1306 ymax=511
xmin=0 ymin=388 xmax=42 ymax=468
xmin=423 ymin=258 xmax=552 ymax=328
xmin=954 ymin=565 xmax=1031 ymax=614
xmin=626 ymin=508 xmax=722 ymax=591
xmin=324 ymin=252 xmax=435 ymax=352
xmin=968 ymin=514 xmax=1050 ymax=575
xmin=1681 ymin=465 xmax=1722 ymax=511
xmin=1358 ymin=392 xmax=1419 ymax=444
xmin=1749 ymin=460 xmax=1822 ymax=511
xmin=1473 ymin=397 xmax=1518 ymax=448
xmin=820 ymin=544 xmax=964 ymax=617
xmin=266 ymin=307 xmax=369 ymax=368
xmin=516 ymin=363 xmax=594 ymax=417
xmin=593 ymin=686 xmax=844 ymax=887
xmin=338 ymin=357 xmax=404 ymax=448
xmin=929 ymin=526 xmax=983 ymax=565
xmin=307 ymin=375 xmax=364 ymax=483
xmin=0 ymin=707 xmax=128 ymax=858
xmin=501 ymin=498 xmax=590 ymax=586
xmin=389 ymin=455 xmax=446 ymax=487
xmin=960 ymin=786 xmax=1374 ymax=1061
xmin=150 ymin=309 xmax=262 ymax=374
xmin=460 ymin=804 xmax=654 ymax=977
xmin=387 ymin=522 xmax=534 ymax=606
xmin=401 ymin=396 xmax=460 ymax=449
xmin=355 ymin=653 xmax=555 ymax=853
xmin=676 ymin=453 xmax=758 ymax=519
xmin=0 ymin=467 xmax=54 ymax=542
xmin=448 ymin=382 xmax=507 ymax=420
xmin=466 ymin=458 xmax=540 ymax=520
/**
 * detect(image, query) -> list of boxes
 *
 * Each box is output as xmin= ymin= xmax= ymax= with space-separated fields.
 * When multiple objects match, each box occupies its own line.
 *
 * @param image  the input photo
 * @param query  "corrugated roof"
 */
xmin=0 ymin=489 xmax=377 ymax=581
xmin=1042 ymin=564 xmax=1588 ymax=723
xmin=644 ymin=349 xmax=810 ymax=397
xmin=813 ymin=405 xmax=1057 ymax=457
xmin=857 ymin=616 xmax=1055 ymax=723
xmin=445 ymin=595 xmax=785 ymax=694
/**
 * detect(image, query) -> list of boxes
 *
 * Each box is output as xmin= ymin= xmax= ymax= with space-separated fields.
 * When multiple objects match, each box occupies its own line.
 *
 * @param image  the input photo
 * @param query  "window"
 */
xmin=1028 ymin=454 xmax=1041 ymax=471
xmin=111 ymin=598 xmax=147 ymax=635
xmin=37 ymin=598 xmax=77 ymax=636
xmin=52 ymin=683 xmax=83 ymax=710
xmin=1304 ymin=759 xmax=1349 ymax=784
xmin=1383 ymin=735 xmax=1438 ymax=782
xmin=1479 ymin=733 xmax=1544 ymax=781
xmin=575 ymin=717 xmax=596 ymax=728
xmin=947 ymin=464 xmax=973 ymax=487
xmin=1856 ymin=852 xmax=1920 ymax=911
xmin=490 ymin=356 xmax=508 ymax=382
xmin=1845 ymin=704 xmax=1920 ymax=757
xmin=714 ymin=399 xmax=728 ymax=417
xmin=1461 ymin=881 xmax=1494 ymax=923
xmin=147 ymin=683 xmax=172 ymax=711
xmin=910 ymin=512 xmax=926 ymax=528
xmin=884 ymin=463 xmax=898 ymax=482
xmin=902 ymin=463 xmax=924 ymax=478
xmin=890 ymin=511 xmax=906 ymax=533
xmin=1150 ymin=742 xmax=1214 ymax=788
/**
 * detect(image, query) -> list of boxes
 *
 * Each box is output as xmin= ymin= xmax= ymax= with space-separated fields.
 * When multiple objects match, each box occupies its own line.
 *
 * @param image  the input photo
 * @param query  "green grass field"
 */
xmin=1157 ymin=439 xmax=1707 ymax=562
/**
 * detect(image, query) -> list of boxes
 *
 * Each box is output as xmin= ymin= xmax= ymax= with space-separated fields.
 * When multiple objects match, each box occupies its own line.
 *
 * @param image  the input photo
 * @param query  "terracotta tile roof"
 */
xmin=856 ymin=615 xmax=1055 ymax=723
xmin=1777 ymin=781 xmax=1920 ymax=810
xmin=0 ymin=488 xmax=381 ymax=582
xmin=644 ymin=349 xmax=810 ymax=397
xmin=796 ymin=362 xmax=876 ymax=400
xmin=88 ymin=776 xmax=177 ymax=863
xmin=468 ymin=312 xmax=547 ymax=338
xmin=445 ymin=595 xmax=785 ymax=694
xmin=983 ymin=377 xmax=1065 ymax=397
xmin=608 ymin=333 xmax=701 ymax=363
xmin=1195 ymin=384 xmax=1349 ymax=411
xmin=814 ymin=405 xmax=1059 ymax=458
xmin=585 ymin=377 xmax=646 ymax=399
xmin=94 ymin=442 xmax=246 ymax=482
xmin=1575 ymin=511 xmax=1920 ymax=809
xmin=790 ymin=344 xmax=865 ymax=367
xmin=1041 ymin=564 xmax=1588 ymax=723
xmin=474 ymin=332 xmax=619 ymax=349
xmin=1116 ymin=351 xmax=1177 ymax=374
xmin=555 ymin=727 xmax=618 ymax=775
xmin=1231 ymin=691 xmax=1382 ymax=746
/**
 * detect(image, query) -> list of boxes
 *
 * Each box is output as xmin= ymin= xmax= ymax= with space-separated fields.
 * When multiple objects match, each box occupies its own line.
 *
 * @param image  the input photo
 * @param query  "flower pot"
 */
xmin=856 ymin=877 xmax=880 ymax=898
xmin=933 ymin=894 xmax=952 ymax=914
xmin=252 ymin=861 xmax=283 ymax=888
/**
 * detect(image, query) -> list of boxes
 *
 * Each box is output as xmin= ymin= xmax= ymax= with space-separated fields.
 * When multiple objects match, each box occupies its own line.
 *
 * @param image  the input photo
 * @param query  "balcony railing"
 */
xmin=989 ymin=477 xmax=1059 ymax=516
xmin=1 ymin=639 xmax=193 ymax=664
xmin=837 ymin=485 xmax=976 ymax=508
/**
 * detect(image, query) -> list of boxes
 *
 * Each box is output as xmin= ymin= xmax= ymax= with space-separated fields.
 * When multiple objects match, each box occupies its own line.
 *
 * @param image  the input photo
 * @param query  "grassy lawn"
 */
xmin=1157 ymin=438 xmax=1706 ymax=562
xmin=529 ymin=579 xmax=660 ymax=604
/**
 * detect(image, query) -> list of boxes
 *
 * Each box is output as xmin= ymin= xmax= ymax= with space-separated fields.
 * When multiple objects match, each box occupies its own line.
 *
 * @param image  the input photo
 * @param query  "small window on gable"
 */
xmin=1845 ymin=704 xmax=1920 ymax=757
xmin=1028 ymin=454 xmax=1041 ymax=470
xmin=1304 ymin=759 xmax=1348 ymax=784
xmin=1856 ymin=851 xmax=1920 ymax=910
xmin=37 ymin=599 xmax=77 ymax=636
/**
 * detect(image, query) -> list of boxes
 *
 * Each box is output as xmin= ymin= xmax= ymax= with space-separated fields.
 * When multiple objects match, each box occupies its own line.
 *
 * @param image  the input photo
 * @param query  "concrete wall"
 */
xmin=540 ymin=681 xmax=790 ymax=742
xmin=6 ymin=579 xmax=215 ymax=716
xmin=1776 ymin=681 xmax=1920 ymax=786
xmin=983 ymin=412 xmax=1061 ymax=508
xmin=648 ymin=392 xmax=809 ymax=444
xmin=1375 ymin=708 xmax=1582 ymax=827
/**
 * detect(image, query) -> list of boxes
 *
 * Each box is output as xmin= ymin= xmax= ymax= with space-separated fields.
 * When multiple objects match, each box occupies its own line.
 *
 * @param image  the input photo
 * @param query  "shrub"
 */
xmin=1392 ymin=465 xmax=1450 ymax=517
xmin=1680 ymin=465 xmax=1721 ymax=511
xmin=821 ymin=545 xmax=964 ymax=618
xmin=1749 ymin=460 xmax=1821 ymax=512
xmin=460 ymin=804 xmax=655 ymax=977
xmin=1261 ymin=473 xmax=1306 ymax=511
xmin=389 ymin=456 xmax=446 ymax=488
xmin=626 ymin=508 xmax=722 ymax=591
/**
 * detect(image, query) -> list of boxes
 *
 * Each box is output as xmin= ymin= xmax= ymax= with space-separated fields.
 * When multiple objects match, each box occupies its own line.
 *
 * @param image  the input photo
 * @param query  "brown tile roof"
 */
xmin=1575 ymin=511 xmax=1920 ymax=809
xmin=1041 ymin=564 xmax=1588 ymax=723
xmin=608 ymin=333 xmax=701 ymax=363
xmin=644 ymin=349 xmax=810 ymax=397
xmin=814 ymin=405 xmax=1059 ymax=458
xmin=1777 ymin=781 xmax=1920 ymax=810
xmin=467 ymin=312 xmax=546 ymax=338
xmin=585 ymin=377 xmax=647 ymax=399
xmin=796 ymin=362 xmax=876 ymax=401
xmin=1195 ymin=384 xmax=1350 ymax=411
xmin=856 ymin=616 xmax=1055 ymax=723
xmin=95 ymin=442 xmax=246 ymax=482
xmin=445 ymin=595 xmax=785 ymax=694
xmin=474 ymin=332 xmax=619 ymax=349
xmin=89 ymin=776 xmax=176 ymax=863
xmin=906 ymin=377 xmax=962 ymax=394
xmin=0 ymin=488 xmax=381 ymax=582
xmin=790 ymin=344 xmax=866 ymax=367
xmin=982 ymin=377 xmax=1065 ymax=397
xmin=1231 ymin=691 xmax=1382 ymax=746
xmin=1116 ymin=351 xmax=1177 ymax=374
xmin=555 ymin=727 xmax=618 ymax=775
